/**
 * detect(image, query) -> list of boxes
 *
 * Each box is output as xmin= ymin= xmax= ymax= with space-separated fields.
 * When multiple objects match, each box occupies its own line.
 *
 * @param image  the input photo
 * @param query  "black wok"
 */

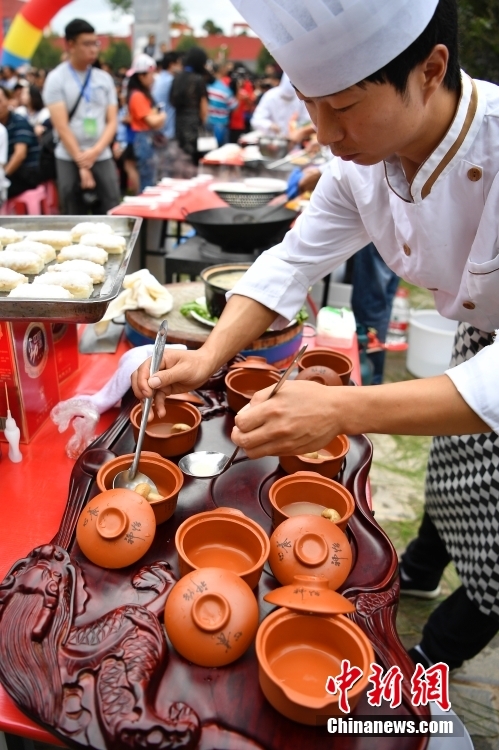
xmin=184 ymin=206 xmax=299 ymax=252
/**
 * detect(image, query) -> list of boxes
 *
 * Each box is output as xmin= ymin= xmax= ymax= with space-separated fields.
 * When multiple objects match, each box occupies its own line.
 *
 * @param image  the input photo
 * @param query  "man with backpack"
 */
xmin=43 ymin=19 xmax=120 ymax=214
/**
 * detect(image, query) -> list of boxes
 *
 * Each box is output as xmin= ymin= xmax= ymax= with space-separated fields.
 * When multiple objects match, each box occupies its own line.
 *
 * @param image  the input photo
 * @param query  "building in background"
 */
xmin=172 ymin=34 xmax=263 ymax=72
xmin=133 ymin=0 xmax=170 ymax=59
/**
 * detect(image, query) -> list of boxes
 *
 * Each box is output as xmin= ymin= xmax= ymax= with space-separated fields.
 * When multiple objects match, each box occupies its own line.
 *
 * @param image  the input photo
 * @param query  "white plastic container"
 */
xmin=316 ymin=306 xmax=356 ymax=349
xmin=406 ymin=310 xmax=458 ymax=378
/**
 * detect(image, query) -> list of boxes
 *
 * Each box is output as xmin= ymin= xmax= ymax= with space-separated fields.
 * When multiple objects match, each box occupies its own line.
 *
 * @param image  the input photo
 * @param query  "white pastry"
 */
xmin=34 ymin=271 xmax=93 ymax=299
xmin=70 ymin=222 xmax=115 ymax=242
xmin=47 ymin=259 xmax=106 ymax=284
xmin=24 ymin=230 xmax=72 ymax=249
xmin=8 ymin=240 xmax=56 ymax=263
xmin=8 ymin=284 xmax=73 ymax=299
xmin=0 ymin=251 xmax=44 ymax=275
xmin=0 ymin=268 xmax=28 ymax=291
xmin=57 ymin=245 xmax=108 ymax=265
xmin=80 ymin=233 xmax=126 ymax=253
xmin=0 ymin=228 xmax=22 ymax=245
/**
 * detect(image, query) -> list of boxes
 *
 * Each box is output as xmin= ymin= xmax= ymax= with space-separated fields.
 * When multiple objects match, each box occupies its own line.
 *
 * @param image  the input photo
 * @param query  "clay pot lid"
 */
xmin=264 ymin=575 xmax=355 ymax=615
xmin=296 ymin=366 xmax=343 ymax=387
xmin=269 ymin=514 xmax=352 ymax=589
xmin=76 ymin=488 xmax=156 ymax=569
xmin=164 ymin=567 xmax=259 ymax=667
xmin=229 ymin=356 xmax=279 ymax=372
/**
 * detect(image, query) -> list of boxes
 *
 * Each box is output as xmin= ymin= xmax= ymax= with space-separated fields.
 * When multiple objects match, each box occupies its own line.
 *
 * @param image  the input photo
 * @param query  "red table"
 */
xmin=0 ymin=332 xmax=361 ymax=747
xmin=0 ymin=336 xmax=133 ymax=746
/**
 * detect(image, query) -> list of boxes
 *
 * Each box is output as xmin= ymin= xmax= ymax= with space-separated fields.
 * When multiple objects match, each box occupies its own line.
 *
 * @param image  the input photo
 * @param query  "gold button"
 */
xmin=463 ymin=301 xmax=476 ymax=310
xmin=467 ymin=167 xmax=482 ymax=182
xmin=403 ymin=243 xmax=411 ymax=256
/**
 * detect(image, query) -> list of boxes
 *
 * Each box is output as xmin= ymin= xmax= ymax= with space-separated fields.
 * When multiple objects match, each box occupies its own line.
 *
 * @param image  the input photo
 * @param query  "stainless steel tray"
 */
xmin=0 ymin=215 xmax=142 ymax=323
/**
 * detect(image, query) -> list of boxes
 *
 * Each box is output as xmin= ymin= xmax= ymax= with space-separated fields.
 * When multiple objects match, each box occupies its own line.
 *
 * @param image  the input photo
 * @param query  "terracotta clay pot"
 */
xmin=76 ymin=488 xmax=156 ymax=569
xmin=298 ymin=348 xmax=353 ymax=385
xmin=296 ymin=365 xmax=343 ymax=387
xmin=268 ymin=513 xmax=352 ymax=588
xmin=279 ymin=435 xmax=350 ymax=481
xmin=130 ymin=400 xmax=201 ymax=457
xmin=175 ymin=508 xmax=270 ymax=589
xmin=164 ymin=567 xmax=259 ymax=667
xmin=269 ymin=471 xmax=355 ymax=531
xmin=225 ymin=368 xmax=281 ymax=413
xmin=228 ymin=356 xmax=280 ymax=372
xmin=256 ymin=606 xmax=374 ymax=724
xmin=96 ymin=452 xmax=183 ymax=524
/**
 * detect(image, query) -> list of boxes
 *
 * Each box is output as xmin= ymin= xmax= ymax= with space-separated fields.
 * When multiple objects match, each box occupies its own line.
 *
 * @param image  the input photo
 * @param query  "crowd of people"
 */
xmin=0 ymin=17 xmax=300 ymax=213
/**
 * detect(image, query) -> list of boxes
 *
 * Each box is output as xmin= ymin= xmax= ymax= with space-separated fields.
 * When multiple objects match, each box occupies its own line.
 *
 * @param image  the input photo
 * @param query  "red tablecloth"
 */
xmin=0 ymin=332 xmax=361 ymax=743
xmin=0 ymin=336 xmax=132 ymax=744
xmin=109 ymin=185 xmax=227 ymax=222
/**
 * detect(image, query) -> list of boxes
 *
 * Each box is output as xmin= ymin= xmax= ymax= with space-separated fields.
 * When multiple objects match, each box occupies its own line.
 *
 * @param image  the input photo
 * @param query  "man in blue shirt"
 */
xmin=152 ymin=52 xmax=181 ymax=141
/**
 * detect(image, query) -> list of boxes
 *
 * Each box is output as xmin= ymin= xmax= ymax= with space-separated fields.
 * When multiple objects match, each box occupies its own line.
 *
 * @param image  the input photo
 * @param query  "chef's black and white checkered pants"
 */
xmin=425 ymin=323 xmax=499 ymax=619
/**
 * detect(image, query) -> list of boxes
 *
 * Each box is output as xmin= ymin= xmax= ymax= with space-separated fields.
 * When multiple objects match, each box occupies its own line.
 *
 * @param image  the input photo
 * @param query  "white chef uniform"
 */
xmin=251 ymin=74 xmax=309 ymax=137
xmin=230 ymin=69 xmax=499 ymax=617
xmin=230 ymin=71 xmax=499 ymax=431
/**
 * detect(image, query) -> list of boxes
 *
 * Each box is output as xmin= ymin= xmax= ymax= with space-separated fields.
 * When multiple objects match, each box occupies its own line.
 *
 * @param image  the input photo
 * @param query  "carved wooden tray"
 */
xmin=0 ymin=387 xmax=429 ymax=750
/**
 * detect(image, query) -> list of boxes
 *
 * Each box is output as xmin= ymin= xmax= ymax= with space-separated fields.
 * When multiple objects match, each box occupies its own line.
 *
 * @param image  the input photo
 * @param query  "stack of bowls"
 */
xmin=164 ymin=508 xmax=271 ymax=668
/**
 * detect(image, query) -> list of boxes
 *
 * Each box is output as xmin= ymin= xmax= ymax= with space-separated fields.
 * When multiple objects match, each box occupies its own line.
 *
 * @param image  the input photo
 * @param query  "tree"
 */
xmin=32 ymin=36 xmax=62 ymax=70
xmin=170 ymin=2 xmax=188 ymax=23
xmin=175 ymin=36 xmax=202 ymax=54
xmin=106 ymin=0 xmax=132 ymax=12
xmin=202 ymin=20 xmax=223 ymax=36
xmin=256 ymin=46 xmax=276 ymax=75
xmin=458 ymin=0 xmax=499 ymax=83
xmin=103 ymin=39 xmax=132 ymax=71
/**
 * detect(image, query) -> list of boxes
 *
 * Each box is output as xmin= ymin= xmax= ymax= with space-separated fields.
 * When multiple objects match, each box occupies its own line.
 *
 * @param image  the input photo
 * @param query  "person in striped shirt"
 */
xmin=0 ymin=86 xmax=41 ymax=198
xmin=207 ymin=64 xmax=238 ymax=147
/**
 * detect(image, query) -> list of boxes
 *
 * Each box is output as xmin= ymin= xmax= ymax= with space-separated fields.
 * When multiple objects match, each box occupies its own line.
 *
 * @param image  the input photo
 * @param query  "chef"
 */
xmin=250 ymin=72 xmax=309 ymax=137
xmin=133 ymin=0 xmax=499 ymax=674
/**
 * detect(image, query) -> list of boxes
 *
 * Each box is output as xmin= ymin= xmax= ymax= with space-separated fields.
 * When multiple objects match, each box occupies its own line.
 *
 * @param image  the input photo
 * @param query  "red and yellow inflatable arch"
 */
xmin=1 ymin=0 xmax=72 ymax=67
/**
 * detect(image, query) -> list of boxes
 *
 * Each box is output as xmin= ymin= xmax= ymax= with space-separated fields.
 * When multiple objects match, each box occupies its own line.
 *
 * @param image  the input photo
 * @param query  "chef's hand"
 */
xmin=232 ymin=380 xmax=343 ymax=458
xmin=131 ymin=348 xmax=216 ymax=419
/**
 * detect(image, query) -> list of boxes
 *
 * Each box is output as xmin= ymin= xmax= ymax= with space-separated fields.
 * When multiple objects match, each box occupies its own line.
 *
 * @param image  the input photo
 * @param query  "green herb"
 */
xmin=180 ymin=301 xmax=218 ymax=323
xmin=180 ymin=301 xmax=308 ymax=326
xmin=295 ymin=307 xmax=309 ymax=323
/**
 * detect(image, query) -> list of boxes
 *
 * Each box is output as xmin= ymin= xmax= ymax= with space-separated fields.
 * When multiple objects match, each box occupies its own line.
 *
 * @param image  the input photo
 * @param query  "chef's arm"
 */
xmin=132 ymin=294 xmax=275 ymax=407
xmin=232 ymin=375 xmax=489 ymax=460
xmin=334 ymin=376 xmax=488 ymax=436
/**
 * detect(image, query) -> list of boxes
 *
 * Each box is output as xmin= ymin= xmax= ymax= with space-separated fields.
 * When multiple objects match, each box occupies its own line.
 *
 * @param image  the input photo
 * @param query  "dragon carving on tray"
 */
xmin=0 ymin=544 xmax=263 ymax=750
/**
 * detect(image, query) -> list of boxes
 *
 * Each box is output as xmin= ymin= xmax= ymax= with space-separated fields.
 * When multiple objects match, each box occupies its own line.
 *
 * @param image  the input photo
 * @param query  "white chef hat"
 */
xmin=231 ymin=0 xmax=439 ymax=97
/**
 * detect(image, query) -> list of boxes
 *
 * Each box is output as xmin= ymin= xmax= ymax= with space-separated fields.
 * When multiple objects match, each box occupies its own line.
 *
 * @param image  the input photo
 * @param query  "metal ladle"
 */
xmin=113 ymin=321 xmax=168 ymax=492
xmin=178 ymin=344 xmax=308 ymax=479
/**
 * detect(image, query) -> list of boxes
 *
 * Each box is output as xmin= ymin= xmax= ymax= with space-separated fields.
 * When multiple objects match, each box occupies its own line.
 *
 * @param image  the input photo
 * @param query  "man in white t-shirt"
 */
xmin=43 ymin=18 xmax=120 ymax=214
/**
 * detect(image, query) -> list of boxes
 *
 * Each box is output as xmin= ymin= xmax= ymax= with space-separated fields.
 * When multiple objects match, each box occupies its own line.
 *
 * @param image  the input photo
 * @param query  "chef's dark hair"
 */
xmin=362 ymin=0 xmax=460 ymax=94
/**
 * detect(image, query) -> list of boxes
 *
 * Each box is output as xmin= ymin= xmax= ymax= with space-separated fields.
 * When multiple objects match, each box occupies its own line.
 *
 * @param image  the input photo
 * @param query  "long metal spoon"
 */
xmin=179 ymin=343 xmax=308 ymax=479
xmin=113 ymin=321 xmax=168 ymax=492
